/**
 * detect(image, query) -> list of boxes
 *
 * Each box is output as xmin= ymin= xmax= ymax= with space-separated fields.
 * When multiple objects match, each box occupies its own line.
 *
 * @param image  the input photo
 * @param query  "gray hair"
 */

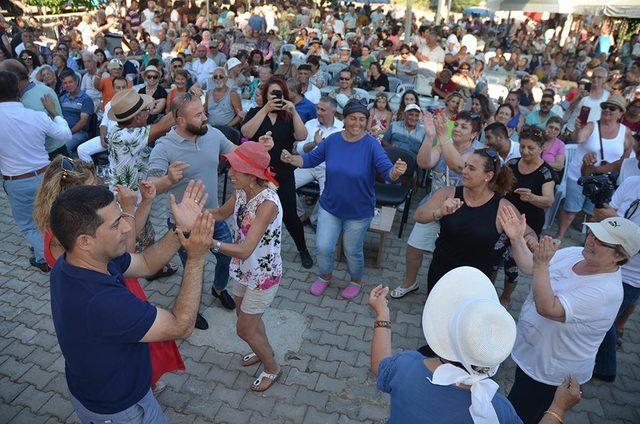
xmin=286 ymin=78 xmax=302 ymax=95
xmin=81 ymin=51 xmax=97 ymax=62
xmin=318 ymin=96 xmax=338 ymax=111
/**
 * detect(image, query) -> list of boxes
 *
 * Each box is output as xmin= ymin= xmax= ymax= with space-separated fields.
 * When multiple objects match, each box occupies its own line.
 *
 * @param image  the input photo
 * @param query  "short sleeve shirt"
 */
xmin=382 ymin=121 xmax=426 ymax=155
xmin=59 ymin=90 xmax=94 ymax=129
xmin=50 ymin=253 xmax=156 ymax=414
xmin=108 ymin=125 xmax=152 ymax=191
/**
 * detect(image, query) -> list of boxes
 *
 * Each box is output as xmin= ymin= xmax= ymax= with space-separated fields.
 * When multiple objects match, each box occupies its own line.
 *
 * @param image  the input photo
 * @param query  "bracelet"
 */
xmin=121 ymin=212 xmax=135 ymax=220
xmin=543 ymin=410 xmax=563 ymax=424
xmin=374 ymin=320 xmax=391 ymax=329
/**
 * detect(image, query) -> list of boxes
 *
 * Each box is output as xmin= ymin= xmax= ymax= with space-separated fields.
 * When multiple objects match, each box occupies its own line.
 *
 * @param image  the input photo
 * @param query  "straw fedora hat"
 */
xmin=142 ymin=65 xmax=161 ymax=76
xmin=422 ymin=267 xmax=516 ymax=370
xmin=107 ymin=89 xmax=154 ymax=123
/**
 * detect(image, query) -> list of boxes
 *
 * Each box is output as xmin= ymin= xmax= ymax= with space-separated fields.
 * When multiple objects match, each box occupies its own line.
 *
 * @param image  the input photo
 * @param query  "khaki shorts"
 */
xmin=230 ymin=280 xmax=278 ymax=315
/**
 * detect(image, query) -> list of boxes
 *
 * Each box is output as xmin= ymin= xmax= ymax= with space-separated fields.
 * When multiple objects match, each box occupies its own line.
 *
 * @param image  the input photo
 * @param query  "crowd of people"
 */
xmin=1 ymin=0 xmax=640 ymax=422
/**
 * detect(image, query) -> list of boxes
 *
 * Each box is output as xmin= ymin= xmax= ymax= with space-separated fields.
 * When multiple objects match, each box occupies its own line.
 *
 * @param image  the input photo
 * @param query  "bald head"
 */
xmin=0 ymin=59 xmax=29 ymax=82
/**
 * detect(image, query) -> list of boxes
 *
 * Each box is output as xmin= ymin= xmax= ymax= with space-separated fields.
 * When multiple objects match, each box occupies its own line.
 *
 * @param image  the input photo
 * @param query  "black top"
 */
xmin=505 ymin=158 xmax=555 ymax=235
xmin=138 ymin=86 xmax=167 ymax=124
xmin=243 ymin=107 xmax=296 ymax=178
xmin=366 ymin=73 xmax=390 ymax=92
xmin=427 ymin=186 xmax=502 ymax=291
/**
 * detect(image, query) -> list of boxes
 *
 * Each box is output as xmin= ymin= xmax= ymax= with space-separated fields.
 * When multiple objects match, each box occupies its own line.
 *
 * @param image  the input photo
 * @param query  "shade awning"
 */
xmin=498 ymin=0 xmax=640 ymax=16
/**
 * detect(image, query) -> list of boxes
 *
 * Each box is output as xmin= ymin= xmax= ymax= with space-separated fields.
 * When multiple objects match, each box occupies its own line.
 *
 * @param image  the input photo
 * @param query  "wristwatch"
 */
xmin=212 ymin=240 xmax=222 ymax=253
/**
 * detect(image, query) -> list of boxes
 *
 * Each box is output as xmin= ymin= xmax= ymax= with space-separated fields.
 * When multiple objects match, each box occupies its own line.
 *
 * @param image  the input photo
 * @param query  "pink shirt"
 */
xmin=542 ymin=137 xmax=565 ymax=166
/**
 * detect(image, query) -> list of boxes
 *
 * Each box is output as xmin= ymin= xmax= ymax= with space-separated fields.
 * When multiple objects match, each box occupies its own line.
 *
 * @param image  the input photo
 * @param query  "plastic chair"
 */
xmin=387 ymin=76 xmax=402 ymax=93
xmin=374 ymin=147 xmax=417 ymax=238
xmin=396 ymin=83 xmax=415 ymax=94
xmin=543 ymin=144 xmax=577 ymax=230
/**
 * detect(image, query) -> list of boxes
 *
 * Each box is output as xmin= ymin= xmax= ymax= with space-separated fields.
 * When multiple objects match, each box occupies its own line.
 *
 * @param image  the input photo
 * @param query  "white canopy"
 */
xmin=498 ymin=0 xmax=640 ymax=16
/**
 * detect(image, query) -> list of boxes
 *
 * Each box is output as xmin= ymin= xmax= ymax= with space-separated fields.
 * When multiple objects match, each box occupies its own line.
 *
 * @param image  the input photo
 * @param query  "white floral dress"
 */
xmin=230 ymin=188 xmax=283 ymax=291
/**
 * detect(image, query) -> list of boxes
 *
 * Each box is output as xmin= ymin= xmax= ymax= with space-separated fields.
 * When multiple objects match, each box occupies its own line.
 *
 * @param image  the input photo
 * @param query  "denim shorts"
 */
xmin=69 ymin=389 xmax=167 ymax=424
xmin=563 ymin=177 xmax=594 ymax=215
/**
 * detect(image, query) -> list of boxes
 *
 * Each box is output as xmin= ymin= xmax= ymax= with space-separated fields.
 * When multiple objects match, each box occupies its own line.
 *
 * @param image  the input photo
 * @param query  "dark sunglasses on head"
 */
xmin=600 ymin=103 xmax=621 ymax=112
xmin=475 ymin=148 xmax=500 ymax=172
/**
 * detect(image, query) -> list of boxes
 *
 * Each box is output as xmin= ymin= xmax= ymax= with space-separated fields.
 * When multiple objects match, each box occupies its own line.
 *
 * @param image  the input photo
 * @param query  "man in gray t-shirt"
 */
xmin=148 ymin=96 xmax=272 ymax=329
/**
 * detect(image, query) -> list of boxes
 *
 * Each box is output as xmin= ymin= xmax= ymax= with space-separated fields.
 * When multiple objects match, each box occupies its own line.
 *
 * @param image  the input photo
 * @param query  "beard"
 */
xmin=186 ymin=122 xmax=208 ymax=136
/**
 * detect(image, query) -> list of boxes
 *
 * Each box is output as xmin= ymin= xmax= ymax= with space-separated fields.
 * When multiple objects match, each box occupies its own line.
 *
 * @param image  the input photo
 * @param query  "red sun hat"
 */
xmin=223 ymin=142 xmax=279 ymax=187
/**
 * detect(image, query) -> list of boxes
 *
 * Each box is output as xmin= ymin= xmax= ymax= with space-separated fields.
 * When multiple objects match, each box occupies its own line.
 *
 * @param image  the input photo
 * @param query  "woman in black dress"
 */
xmin=413 ymin=148 xmax=536 ymax=294
xmin=138 ymin=65 xmax=167 ymax=124
xmin=241 ymin=76 xmax=313 ymax=268
xmin=365 ymin=62 xmax=390 ymax=93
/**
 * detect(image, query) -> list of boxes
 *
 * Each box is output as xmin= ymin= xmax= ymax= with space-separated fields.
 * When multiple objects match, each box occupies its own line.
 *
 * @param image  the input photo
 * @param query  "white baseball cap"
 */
xmin=226 ymin=57 xmax=241 ymax=70
xmin=584 ymin=217 xmax=640 ymax=257
xmin=405 ymin=103 xmax=421 ymax=113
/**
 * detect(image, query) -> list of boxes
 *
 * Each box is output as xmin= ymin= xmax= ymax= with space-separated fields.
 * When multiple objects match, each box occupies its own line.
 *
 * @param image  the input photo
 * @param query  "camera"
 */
xmin=578 ymin=172 xmax=618 ymax=208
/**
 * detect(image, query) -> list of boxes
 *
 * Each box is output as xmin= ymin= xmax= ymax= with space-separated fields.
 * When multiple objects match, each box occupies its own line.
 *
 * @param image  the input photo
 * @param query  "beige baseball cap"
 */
xmin=584 ymin=217 xmax=640 ymax=257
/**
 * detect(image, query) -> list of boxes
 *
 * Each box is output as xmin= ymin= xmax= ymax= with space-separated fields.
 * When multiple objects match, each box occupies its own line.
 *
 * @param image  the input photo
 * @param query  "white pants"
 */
xmin=77 ymin=136 xmax=106 ymax=163
xmin=294 ymin=165 xmax=326 ymax=224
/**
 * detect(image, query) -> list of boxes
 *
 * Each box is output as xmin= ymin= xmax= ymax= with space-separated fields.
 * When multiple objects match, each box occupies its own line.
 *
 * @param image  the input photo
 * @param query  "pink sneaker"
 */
xmin=310 ymin=278 xmax=330 ymax=296
xmin=340 ymin=282 xmax=362 ymax=300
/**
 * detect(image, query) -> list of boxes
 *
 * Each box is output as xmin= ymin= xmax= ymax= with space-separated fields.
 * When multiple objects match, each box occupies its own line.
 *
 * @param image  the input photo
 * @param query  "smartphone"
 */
xmin=578 ymin=106 xmax=590 ymax=126
xmin=272 ymin=89 xmax=284 ymax=109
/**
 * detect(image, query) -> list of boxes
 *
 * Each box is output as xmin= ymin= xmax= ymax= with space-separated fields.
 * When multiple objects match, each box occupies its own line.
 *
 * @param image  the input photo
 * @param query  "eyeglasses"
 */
xmin=601 ymin=104 xmax=621 ymax=112
xmin=339 ymin=77 xmax=351 ymax=81
xmin=146 ymin=74 xmax=159 ymax=80
xmin=213 ymin=75 xmax=225 ymax=80
xmin=60 ymin=156 xmax=78 ymax=180
xmin=625 ymin=199 xmax=639 ymax=220
xmin=21 ymin=55 xmax=33 ymax=60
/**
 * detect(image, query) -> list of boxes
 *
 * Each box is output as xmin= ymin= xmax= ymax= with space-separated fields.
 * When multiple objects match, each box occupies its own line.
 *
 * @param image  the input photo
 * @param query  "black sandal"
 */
xmin=147 ymin=262 xmax=178 ymax=281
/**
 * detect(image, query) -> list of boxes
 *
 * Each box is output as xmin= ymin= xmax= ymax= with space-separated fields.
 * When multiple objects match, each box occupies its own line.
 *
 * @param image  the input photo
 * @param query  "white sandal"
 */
xmin=250 ymin=370 xmax=280 ymax=392
xmin=390 ymin=282 xmax=419 ymax=299
xmin=241 ymin=352 xmax=261 ymax=367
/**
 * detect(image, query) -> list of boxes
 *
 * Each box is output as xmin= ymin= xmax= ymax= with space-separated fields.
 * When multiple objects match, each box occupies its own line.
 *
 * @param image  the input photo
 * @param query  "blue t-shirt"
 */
xmin=59 ymin=90 xmax=94 ymax=130
xmin=377 ymin=351 xmax=523 ymax=424
xmin=302 ymin=132 xmax=394 ymax=220
xmin=50 ymin=253 xmax=157 ymax=414
xmin=295 ymin=97 xmax=318 ymax=123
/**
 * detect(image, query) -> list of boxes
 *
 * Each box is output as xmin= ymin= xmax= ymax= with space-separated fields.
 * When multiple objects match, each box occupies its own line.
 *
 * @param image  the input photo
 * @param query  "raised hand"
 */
xmin=41 ymin=94 xmax=57 ymax=117
xmin=434 ymin=111 xmax=450 ymax=143
xmin=258 ymin=130 xmax=274 ymax=151
xmin=115 ymin=185 xmax=138 ymax=213
xmin=367 ymin=285 xmax=390 ymax=318
xmin=169 ymin=180 xmax=209 ymax=233
xmin=498 ymin=204 xmax=527 ymax=240
xmin=139 ymin=180 xmax=157 ymax=202
xmin=314 ymin=129 xmax=323 ymax=146
xmin=176 ymin=211 xmax=215 ymax=258
xmin=440 ymin=197 xmax=464 ymax=216
xmin=423 ymin=111 xmax=436 ymax=139
xmin=280 ymin=149 xmax=294 ymax=164
xmin=168 ymin=161 xmax=190 ymax=184
xmin=533 ymin=236 xmax=560 ymax=265
xmin=188 ymin=83 xmax=204 ymax=98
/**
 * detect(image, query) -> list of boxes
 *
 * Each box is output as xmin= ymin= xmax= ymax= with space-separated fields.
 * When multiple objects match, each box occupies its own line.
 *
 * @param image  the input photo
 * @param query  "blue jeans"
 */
xmin=3 ymin=174 xmax=45 ymax=263
xmin=316 ymin=206 xmax=372 ymax=280
xmin=593 ymin=282 xmax=640 ymax=377
xmin=67 ymin=131 xmax=89 ymax=156
xmin=168 ymin=218 xmax=232 ymax=291
xmin=70 ymin=389 xmax=167 ymax=424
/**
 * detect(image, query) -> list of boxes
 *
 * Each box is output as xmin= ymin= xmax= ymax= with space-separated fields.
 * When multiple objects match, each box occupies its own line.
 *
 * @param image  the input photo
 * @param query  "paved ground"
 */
xmin=0 ymin=184 xmax=638 ymax=424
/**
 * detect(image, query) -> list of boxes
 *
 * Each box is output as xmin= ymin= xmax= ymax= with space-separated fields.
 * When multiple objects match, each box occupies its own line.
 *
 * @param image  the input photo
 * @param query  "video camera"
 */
xmin=578 ymin=172 xmax=618 ymax=209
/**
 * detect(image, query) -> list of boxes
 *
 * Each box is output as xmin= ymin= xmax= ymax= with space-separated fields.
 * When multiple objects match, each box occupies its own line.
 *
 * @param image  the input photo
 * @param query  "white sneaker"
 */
xmin=390 ymin=282 xmax=419 ymax=299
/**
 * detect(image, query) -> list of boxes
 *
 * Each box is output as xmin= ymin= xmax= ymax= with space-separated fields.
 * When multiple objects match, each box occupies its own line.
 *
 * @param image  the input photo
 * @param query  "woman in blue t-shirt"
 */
xmin=280 ymin=99 xmax=407 ymax=300
xmin=366 ymin=267 xmax=582 ymax=424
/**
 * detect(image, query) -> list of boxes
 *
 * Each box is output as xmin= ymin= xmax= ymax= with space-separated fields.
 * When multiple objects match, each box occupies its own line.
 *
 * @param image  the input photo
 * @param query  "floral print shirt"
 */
xmin=108 ymin=125 xmax=152 ymax=192
xmin=230 ymin=188 xmax=283 ymax=290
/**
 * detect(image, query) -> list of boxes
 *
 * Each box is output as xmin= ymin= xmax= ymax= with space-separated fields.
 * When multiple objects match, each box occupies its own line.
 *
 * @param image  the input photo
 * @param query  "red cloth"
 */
xmin=44 ymin=229 xmax=185 ymax=386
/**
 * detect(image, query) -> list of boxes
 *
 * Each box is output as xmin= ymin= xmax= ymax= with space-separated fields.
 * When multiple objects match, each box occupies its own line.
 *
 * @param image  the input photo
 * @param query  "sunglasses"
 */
xmin=600 ymin=104 xmax=621 ymax=112
xmin=339 ymin=77 xmax=351 ymax=81
xmin=146 ymin=74 xmax=159 ymax=80
xmin=21 ymin=55 xmax=33 ymax=60
xmin=60 ymin=156 xmax=79 ymax=180
xmin=475 ymin=148 xmax=500 ymax=172
xmin=213 ymin=75 xmax=225 ymax=80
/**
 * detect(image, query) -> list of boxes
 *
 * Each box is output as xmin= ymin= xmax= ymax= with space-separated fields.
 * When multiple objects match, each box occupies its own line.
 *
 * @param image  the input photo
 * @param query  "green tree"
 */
xmin=25 ymin=0 xmax=94 ymax=14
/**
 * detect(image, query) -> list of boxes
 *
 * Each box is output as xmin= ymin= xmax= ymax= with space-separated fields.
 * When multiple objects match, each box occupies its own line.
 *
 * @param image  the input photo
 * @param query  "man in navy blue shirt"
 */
xmin=59 ymin=69 xmax=94 ymax=155
xmin=287 ymin=78 xmax=317 ymax=123
xmin=49 ymin=181 xmax=214 ymax=423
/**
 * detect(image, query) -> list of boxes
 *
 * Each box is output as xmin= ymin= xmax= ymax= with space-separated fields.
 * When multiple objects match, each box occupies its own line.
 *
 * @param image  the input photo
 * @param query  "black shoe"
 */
xmin=30 ymin=258 xmax=50 ymax=273
xmin=195 ymin=313 xmax=209 ymax=330
xmin=592 ymin=372 xmax=615 ymax=383
xmin=212 ymin=288 xmax=236 ymax=310
xmin=300 ymin=250 xmax=313 ymax=269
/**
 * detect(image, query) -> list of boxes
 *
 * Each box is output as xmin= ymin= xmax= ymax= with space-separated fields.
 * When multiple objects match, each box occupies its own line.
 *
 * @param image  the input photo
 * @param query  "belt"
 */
xmin=3 ymin=165 xmax=49 ymax=181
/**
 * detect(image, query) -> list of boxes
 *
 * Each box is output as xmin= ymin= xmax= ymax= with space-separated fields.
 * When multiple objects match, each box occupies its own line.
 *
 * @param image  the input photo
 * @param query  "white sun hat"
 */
xmin=422 ymin=266 xmax=517 ymax=424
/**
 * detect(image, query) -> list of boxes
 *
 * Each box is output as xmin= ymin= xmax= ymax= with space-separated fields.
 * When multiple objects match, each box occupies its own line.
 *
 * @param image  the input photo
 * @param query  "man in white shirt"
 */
xmin=485 ymin=122 xmax=520 ymax=163
xmin=80 ymin=52 xmax=103 ymax=114
xmin=416 ymin=31 xmax=446 ymax=74
xmin=297 ymin=64 xmax=321 ymax=105
xmin=294 ymin=97 xmax=343 ymax=225
xmin=191 ymin=43 xmax=217 ymax=87
xmin=0 ymin=70 xmax=72 ymax=272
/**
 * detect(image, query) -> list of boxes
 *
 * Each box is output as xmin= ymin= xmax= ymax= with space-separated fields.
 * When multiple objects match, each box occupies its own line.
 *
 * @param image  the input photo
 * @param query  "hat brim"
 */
xmin=422 ymin=267 xmax=499 ymax=362
xmin=107 ymin=93 xmax=154 ymax=123
xmin=583 ymin=222 xmax=622 ymax=247
xmin=222 ymin=150 xmax=272 ymax=183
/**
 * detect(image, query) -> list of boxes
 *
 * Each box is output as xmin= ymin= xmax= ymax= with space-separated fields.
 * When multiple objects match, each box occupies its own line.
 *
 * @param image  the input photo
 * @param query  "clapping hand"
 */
xmin=188 ymin=83 xmax=204 ymax=98
xmin=41 ymin=94 xmax=57 ymax=117
xmin=168 ymin=161 xmax=190 ymax=184
xmin=169 ymin=180 xmax=209 ymax=233
xmin=115 ymin=185 xmax=138 ymax=213
xmin=139 ymin=180 xmax=157 ymax=203
xmin=434 ymin=111 xmax=450 ymax=143
xmin=498 ymin=204 xmax=527 ymax=240
xmin=533 ymin=236 xmax=560 ymax=265
xmin=176 ymin=211 xmax=215 ymax=258
xmin=440 ymin=197 xmax=464 ymax=216
xmin=390 ymin=158 xmax=407 ymax=180
xmin=281 ymin=149 xmax=295 ymax=164
xmin=314 ymin=129 xmax=323 ymax=146
xmin=258 ymin=131 xmax=274 ymax=151
xmin=368 ymin=285 xmax=390 ymax=319
xmin=423 ymin=111 xmax=436 ymax=140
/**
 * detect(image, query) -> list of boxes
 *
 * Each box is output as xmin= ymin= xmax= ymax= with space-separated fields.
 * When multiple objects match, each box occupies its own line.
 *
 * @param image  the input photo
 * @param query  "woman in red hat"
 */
xmin=209 ymin=141 xmax=283 ymax=393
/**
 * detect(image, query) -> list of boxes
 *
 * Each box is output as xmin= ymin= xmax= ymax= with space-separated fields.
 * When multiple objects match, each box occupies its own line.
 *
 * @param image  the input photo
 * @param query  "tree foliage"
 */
xmin=24 ymin=0 xmax=94 ymax=14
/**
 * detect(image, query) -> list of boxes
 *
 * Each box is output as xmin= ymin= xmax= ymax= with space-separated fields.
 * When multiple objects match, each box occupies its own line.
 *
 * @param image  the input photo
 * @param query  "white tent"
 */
xmin=498 ymin=0 xmax=640 ymax=16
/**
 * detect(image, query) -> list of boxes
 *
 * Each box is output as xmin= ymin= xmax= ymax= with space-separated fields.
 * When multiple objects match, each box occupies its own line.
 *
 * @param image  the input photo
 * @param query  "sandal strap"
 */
xmin=243 ymin=352 xmax=257 ymax=362
xmin=253 ymin=371 xmax=279 ymax=386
